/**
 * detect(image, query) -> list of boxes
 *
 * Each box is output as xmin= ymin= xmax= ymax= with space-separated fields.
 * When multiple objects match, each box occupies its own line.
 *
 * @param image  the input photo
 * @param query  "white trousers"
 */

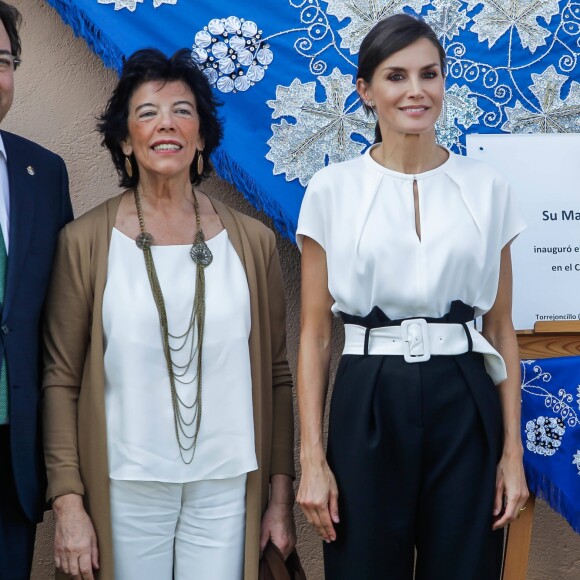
xmin=109 ymin=474 xmax=247 ymax=580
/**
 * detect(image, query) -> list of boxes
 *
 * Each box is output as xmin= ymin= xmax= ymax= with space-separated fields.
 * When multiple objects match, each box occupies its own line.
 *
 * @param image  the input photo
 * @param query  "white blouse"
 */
xmin=103 ymin=228 xmax=257 ymax=483
xmin=297 ymin=145 xmax=526 ymax=321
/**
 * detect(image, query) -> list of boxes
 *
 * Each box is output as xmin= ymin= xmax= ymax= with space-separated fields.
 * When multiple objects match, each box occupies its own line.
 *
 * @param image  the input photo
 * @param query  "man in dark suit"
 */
xmin=0 ymin=3 xmax=73 ymax=578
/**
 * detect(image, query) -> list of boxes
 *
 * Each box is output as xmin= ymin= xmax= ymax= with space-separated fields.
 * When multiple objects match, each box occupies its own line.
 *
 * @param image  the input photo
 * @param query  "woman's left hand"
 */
xmin=260 ymin=474 xmax=296 ymax=559
xmin=492 ymin=450 xmax=529 ymax=529
xmin=260 ymin=502 xmax=297 ymax=559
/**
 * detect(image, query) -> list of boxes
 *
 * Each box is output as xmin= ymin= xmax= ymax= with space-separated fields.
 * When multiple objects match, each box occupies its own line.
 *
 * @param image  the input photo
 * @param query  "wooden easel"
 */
xmin=501 ymin=321 xmax=580 ymax=580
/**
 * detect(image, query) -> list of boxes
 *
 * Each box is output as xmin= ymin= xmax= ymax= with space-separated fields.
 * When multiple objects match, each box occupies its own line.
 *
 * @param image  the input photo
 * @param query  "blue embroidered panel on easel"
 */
xmin=521 ymin=356 xmax=580 ymax=533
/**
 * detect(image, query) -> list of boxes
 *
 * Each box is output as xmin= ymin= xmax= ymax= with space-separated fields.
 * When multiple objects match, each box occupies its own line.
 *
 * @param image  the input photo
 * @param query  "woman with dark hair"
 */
xmin=42 ymin=48 xmax=295 ymax=580
xmin=296 ymin=13 xmax=528 ymax=580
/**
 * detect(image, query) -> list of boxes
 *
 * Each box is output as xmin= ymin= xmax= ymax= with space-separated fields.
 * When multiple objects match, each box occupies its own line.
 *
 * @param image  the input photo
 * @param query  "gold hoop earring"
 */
xmin=197 ymin=149 xmax=204 ymax=176
xmin=125 ymin=155 xmax=133 ymax=178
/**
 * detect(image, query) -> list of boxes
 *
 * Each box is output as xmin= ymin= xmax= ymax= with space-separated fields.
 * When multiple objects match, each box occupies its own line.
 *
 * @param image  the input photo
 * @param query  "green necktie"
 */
xmin=0 ymin=228 xmax=7 ymax=425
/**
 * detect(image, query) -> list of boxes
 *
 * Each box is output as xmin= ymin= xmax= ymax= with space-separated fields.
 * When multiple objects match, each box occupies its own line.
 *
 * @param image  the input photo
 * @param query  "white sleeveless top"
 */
xmin=296 ymin=147 xmax=527 ymax=384
xmin=103 ymin=227 xmax=257 ymax=482
xmin=297 ymin=146 xmax=526 ymax=320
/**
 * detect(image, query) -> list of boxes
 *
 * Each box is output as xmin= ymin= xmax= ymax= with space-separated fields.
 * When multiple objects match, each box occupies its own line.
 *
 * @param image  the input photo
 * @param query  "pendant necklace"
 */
xmin=133 ymin=187 xmax=212 ymax=464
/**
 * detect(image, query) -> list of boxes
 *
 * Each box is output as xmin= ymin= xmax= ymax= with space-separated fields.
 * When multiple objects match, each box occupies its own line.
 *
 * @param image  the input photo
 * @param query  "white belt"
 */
xmin=343 ymin=318 xmax=508 ymax=386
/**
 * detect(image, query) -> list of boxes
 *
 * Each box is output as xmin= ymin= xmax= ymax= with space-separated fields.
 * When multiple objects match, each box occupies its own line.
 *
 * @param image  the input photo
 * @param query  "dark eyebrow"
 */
xmin=135 ymin=102 xmax=156 ymax=113
xmin=382 ymin=63 xmax=441 ymax=72
xmin=0 ymin=50 xmax=12 ymax=57
xmin=173 ymin=100 xmax=195 ymax=108
xmin=134 ymin=100 xmax=195 ymax=113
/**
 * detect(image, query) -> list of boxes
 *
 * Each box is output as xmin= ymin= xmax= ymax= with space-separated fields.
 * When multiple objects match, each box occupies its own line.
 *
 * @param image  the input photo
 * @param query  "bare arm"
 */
xmin=482 ymin=244 xmax=529 ymax=529
xmin=296 ymin=236 xmax=339 ymax=541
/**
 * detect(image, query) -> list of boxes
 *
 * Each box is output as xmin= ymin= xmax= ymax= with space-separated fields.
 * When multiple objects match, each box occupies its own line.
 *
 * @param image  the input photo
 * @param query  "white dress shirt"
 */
xmin=0 ymin=135 xmax=10 ymax=253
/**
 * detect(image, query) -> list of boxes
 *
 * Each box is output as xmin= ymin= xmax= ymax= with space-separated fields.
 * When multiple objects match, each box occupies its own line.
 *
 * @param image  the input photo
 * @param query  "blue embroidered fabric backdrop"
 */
xmin=521 ymin=356 xmax=580 ymax=533
xmin=47 ymin=0 xmax=580 ymax=239
xmin=48 ymin=0 xmax=580 ymax=534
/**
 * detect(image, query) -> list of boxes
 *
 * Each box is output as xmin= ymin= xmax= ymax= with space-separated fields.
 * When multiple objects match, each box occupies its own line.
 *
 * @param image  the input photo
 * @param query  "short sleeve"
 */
xmin=498 ymin=177 xmax=527 ymax=248
xmin=296 ymin=170 xmax=327 ymax=252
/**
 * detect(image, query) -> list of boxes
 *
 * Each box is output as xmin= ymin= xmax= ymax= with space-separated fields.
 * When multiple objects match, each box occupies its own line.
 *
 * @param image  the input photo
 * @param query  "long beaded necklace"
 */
xmin=133 ymin=188 xmax=212 ymax=464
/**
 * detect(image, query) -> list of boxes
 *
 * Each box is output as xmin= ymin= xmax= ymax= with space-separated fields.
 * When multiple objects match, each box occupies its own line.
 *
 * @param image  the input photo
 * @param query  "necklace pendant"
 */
xmin=136 ymin=232 xmax=154 ymax=250
xmin=191 ymin=241 xmax=213 ymax=267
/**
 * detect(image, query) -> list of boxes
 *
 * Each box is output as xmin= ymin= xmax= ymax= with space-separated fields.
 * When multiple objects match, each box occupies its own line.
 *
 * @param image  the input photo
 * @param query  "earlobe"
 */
xmin=356 ymin=78 xmax=372 ymax=103
xmin=121 ymin=141 xmax=132 ymax=157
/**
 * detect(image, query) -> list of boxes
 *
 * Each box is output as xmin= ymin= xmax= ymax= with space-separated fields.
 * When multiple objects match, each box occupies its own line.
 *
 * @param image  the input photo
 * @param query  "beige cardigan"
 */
xmin=42 ymin=194 xmax=295 ymax=579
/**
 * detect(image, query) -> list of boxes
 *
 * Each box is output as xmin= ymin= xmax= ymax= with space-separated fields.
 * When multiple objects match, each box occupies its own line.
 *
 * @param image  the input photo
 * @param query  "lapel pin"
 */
xmin=26 ymin=165 xmax=35 ymax=176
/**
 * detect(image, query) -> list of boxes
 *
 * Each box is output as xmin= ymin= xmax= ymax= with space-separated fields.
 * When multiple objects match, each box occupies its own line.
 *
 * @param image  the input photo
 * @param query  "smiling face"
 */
xmin=122 ymin=80 xmax=203 ymax=182
xmin=357 ymin=37 xmax=444 ymax=138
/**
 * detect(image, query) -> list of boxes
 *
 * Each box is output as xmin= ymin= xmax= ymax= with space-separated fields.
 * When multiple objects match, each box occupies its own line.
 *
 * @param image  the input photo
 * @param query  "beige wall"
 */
xmin=6 ymin=1 xmax=579 ymax=578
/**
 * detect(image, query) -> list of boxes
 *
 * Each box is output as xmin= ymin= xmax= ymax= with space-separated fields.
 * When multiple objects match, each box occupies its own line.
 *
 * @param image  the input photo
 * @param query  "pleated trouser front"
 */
xmin=324 ymin=352 xmax=504 ymax=580
xmin=109 ymin=474 xmax=247 ymax=580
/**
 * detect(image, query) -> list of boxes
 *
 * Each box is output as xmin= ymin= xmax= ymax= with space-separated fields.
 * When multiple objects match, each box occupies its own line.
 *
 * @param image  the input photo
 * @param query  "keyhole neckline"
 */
xmin=364 ymin=143 xmax=452 ymax=180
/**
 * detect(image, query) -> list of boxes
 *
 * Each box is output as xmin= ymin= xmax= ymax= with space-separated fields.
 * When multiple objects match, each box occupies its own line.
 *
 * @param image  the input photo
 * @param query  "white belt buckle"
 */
xmin=401 ymin=318 xmax=431 ymax=363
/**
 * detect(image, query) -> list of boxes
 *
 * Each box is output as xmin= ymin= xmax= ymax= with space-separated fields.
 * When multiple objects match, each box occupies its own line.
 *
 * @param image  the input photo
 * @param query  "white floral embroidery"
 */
xmin=98 ymin=0 xmax=176 ymax=11
xmin=436 ymin=83 xmax=483 ymax=149
xmin=521 ymin=360 xmax=579 ymax=427
xmin=502 ymin=65 xmax=580 ymax=133
xmin=191 ymin=17 xmax=272 ymax=93
xmin=324 ymin=0 xmax=431 ymax=54
xmin=261 ymin=2 xmax=580 ymax=183
xmin=573 ymin=450 xmax=580 ymax=475
xmin=424 ymin=0 xmax=469 ymax=41
xmin=525 ymin=416 xmax=565 ymax=456
xmin=291 ymin=0 xmax=356 ymax=76
xmin=266 ymin=68 xmax=375 ymax=185
xmin=467 ymin=0 xmax=560 ymax=53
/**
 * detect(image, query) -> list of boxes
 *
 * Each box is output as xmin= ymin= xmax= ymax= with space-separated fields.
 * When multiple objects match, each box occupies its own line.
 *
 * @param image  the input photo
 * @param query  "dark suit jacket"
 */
xmin=0 ymin=129 xmax=73 ymax=523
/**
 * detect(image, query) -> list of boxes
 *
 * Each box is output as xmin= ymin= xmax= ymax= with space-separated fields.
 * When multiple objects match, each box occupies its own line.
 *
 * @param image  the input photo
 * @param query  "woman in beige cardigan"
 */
xmin=42 ymin=49 xmax=295 ymax=580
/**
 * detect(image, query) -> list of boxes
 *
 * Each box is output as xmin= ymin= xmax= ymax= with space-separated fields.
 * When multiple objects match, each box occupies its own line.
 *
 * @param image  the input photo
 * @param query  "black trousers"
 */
xmin=0 ymin=427 xmax=37 ymax=580
xmin=324 ymin=352 xmax=504 ymax=580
